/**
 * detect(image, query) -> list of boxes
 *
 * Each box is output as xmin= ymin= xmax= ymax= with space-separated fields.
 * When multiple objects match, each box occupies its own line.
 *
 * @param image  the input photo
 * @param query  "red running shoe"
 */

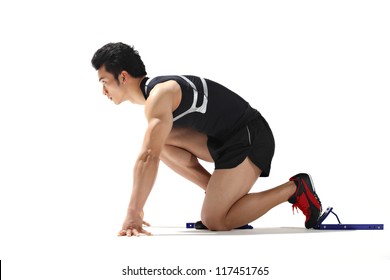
xmin=289 ymin=173 xmax=322 ymax=229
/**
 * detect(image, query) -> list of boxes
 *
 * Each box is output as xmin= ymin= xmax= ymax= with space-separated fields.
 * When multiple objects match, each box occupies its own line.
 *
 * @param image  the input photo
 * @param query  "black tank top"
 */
xmin=140 ymin=75 xmax=260 ymax=140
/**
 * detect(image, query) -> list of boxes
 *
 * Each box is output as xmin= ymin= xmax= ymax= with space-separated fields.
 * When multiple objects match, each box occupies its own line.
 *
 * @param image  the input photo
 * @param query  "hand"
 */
xmin=118 ymin=210 xmax=152 ymax=237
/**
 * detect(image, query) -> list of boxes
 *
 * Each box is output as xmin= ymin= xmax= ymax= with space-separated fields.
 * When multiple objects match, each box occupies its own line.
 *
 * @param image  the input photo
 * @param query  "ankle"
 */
xmin=287 ymin=181 xmax=298 ymax=201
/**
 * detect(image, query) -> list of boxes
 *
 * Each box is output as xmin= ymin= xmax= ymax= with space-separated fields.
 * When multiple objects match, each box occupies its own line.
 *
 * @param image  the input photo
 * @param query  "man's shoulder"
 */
xmin=145 ymin=79 xmax=181 ymax=113
xmin=151 ymin=80 xmax=180 ymax=95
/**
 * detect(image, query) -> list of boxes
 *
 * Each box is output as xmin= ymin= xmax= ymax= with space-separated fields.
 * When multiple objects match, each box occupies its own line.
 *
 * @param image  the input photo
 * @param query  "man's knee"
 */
xmin=201 ymin=212 xmax=230 ymax=231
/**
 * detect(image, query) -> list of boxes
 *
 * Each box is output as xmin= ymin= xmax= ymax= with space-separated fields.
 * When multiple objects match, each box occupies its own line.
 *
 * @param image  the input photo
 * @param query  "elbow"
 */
xmin=133 ymin=148 xmax=161 ymax=175
xmin=139 ymin=148 xmax=161 ymax=163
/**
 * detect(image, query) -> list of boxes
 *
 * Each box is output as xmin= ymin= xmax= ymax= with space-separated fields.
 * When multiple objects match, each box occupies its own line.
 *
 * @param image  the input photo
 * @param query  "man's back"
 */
xmin=141 ymin=75 xmax=260 ymax=139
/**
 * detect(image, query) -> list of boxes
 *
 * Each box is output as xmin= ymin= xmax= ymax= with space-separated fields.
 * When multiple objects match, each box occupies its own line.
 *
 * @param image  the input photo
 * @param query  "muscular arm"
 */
xmin=120 ymin=81 xmax=179 ymax=236
xmin=128 ymin=111 xmax=172 ymax=212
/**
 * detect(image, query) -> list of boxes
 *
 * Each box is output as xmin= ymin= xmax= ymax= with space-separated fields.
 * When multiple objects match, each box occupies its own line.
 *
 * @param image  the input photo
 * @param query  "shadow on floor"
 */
xmin=149 ymin=226 xmax=349 ymax=236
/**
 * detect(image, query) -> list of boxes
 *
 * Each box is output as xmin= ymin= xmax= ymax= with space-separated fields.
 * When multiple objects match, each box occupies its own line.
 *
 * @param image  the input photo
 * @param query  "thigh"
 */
xmin=201 ymin=157 xmax=261 ymax=221
xmin=165 ymin=127 xmax=213 ymax=162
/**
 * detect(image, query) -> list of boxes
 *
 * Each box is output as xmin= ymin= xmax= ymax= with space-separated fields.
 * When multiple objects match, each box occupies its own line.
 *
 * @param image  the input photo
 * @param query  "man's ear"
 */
xmin=119 ymin=71 xmax=129 ymax=83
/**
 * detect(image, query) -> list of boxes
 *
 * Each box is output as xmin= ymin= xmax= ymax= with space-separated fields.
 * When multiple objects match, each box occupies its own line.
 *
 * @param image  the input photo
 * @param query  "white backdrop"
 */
xmin=1 ymin=0 xmax=389 ymax=279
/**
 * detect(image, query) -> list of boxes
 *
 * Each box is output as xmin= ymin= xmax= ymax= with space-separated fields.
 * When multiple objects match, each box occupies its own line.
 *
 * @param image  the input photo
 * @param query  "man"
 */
xmin=91 ymin=42 xmax=322 ymax=237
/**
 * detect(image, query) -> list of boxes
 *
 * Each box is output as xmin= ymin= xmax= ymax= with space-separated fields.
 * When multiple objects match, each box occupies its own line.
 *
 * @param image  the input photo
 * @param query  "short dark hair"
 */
xmin=91 ymin=42 xmax=147 ymax=82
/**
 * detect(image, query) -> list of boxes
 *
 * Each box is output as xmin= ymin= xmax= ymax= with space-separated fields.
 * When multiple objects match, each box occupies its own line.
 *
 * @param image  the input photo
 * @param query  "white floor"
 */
xmin=108 ymin=226 xmax=390 ymax=279
xmin=2 ymin=224 xmax=388 ymax=279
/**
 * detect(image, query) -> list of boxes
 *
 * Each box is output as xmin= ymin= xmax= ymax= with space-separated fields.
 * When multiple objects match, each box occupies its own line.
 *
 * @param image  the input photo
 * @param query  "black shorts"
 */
xmin=207 ymin=115 xmax=275 ymax=177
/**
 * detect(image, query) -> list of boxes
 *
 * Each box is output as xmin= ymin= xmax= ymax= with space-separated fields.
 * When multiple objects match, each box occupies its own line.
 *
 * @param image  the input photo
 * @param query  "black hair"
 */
xmin=91 ymin=42 xmax=147 ymax=82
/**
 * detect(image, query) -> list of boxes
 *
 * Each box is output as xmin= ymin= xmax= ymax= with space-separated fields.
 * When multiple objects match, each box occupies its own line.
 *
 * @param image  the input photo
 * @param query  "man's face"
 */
xmin=97 ymin=65 xmax=123 ymax=105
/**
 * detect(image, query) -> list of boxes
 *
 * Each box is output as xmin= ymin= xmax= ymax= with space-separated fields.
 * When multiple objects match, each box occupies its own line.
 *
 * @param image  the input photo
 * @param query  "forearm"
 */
xmin=128 ymin=150 xmax=160 ymax=213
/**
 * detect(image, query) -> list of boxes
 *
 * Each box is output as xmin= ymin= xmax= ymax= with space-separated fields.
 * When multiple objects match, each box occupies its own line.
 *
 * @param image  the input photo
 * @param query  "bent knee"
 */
xmin=201 ymin=213 xmax=231 ymax=231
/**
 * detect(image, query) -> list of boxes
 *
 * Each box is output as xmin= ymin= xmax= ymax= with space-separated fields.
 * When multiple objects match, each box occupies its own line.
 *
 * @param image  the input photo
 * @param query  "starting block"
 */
xmin=314 ymin=207 xmax=384 ymax=230
xmin=186 ymin=221 xmax=253 ymax=230
xmin=186 ymin=207 xmax=384 ymax=231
